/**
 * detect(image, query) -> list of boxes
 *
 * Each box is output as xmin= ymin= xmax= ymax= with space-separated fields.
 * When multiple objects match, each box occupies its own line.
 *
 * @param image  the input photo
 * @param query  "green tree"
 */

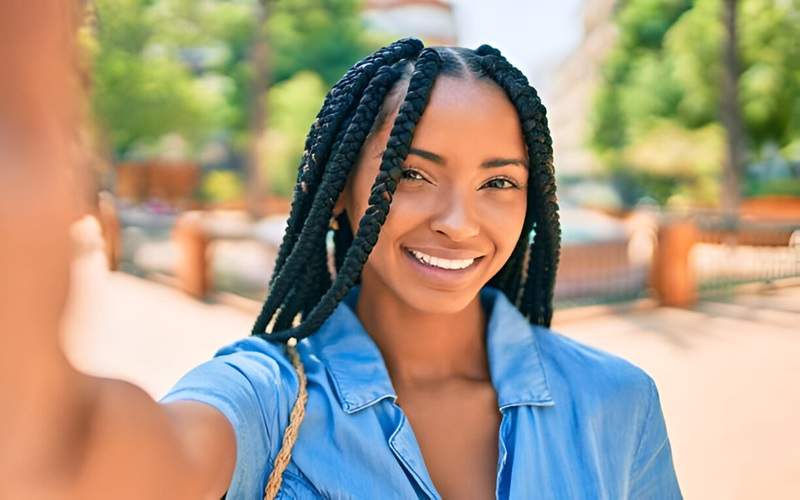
xmin=590 ymin=0 xmax=691 ymax=156
xmin=88 ymin=0 xmax=383 ymax=200
xmin=590 ymin=0 xmax=800 ymax=207
xmin=262 ymin=70 xmax=328 ymax=196
xmin=268 ymin=0 xmax=376 ymax=87
xmin=89 ymin=0 xmax=234 ymax=159
xmin=256 ymin=0 xmax=385 ymax=197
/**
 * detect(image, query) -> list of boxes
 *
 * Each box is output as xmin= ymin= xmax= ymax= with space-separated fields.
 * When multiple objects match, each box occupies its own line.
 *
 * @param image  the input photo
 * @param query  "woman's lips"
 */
xmin=401 ymin=245 xmax=485 ymax=287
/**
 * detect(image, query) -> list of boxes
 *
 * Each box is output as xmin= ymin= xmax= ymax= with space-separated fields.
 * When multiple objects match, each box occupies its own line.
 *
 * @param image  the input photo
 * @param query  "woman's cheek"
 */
xmin=479 ymin=192 xmax=526 ymax=222
xmin=478 ymin=195 xmax=527 ymax=249
xmin=387 ymin=187 xmax=437 ymax=222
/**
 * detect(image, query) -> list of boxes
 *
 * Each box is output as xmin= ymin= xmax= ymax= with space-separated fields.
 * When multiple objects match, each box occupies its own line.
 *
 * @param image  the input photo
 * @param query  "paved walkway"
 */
xmin=62 ymin=250 xmax=252 ymax=398
xmin=62 ymin=248 xmax=800 ymax=499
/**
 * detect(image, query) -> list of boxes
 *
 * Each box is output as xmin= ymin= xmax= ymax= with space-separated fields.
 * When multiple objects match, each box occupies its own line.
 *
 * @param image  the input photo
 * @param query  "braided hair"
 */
xmin=251 ymin=38 xmax=561 ymax=343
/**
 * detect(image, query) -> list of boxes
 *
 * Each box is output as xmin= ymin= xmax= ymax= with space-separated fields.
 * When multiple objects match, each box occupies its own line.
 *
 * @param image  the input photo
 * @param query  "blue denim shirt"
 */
xmin=160 ymin=285 xmax=682 ymax=499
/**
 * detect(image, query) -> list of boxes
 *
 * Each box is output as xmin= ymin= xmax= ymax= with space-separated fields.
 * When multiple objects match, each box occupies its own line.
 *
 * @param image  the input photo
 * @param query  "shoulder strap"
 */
xmin=263 ymin=339 xmax=308 ymax=500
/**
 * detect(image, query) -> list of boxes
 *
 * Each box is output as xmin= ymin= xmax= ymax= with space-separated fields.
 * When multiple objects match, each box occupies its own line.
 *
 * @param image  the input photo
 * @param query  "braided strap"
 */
xmin=263 ymin=339 xmax=308 ymax=500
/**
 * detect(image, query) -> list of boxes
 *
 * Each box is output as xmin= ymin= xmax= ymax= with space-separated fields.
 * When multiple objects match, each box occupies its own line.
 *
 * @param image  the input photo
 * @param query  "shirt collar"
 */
xmin=308 ymin=284 xmax=554 ymax=414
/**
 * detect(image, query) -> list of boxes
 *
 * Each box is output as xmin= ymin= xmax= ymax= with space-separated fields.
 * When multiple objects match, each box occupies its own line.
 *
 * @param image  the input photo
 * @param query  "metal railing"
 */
xmin=554 ymin=239 xmax=651 ymax=308
xmin=691 ymin=216 xmax=800 ymax=297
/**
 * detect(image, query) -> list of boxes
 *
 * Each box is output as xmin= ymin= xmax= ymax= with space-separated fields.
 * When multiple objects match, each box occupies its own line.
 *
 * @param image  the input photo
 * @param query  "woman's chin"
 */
xmin=394 ymin=285 xmax=481 ymax=315
xmin=361 ymin=260 xmax=483 ymax=314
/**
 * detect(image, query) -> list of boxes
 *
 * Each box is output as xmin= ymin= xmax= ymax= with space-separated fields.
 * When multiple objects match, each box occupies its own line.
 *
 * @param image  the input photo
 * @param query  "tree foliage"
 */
xmin=260 ymin=0 xmax=383 ymax=196
xmin=269 ymin=0 xmax=376 ymax=86
xmin=90 ymin=0 xmax=238 ymax=158
xmin=88 ymin=0 xmax=381 ymax=197
xmin=590 ymin=0 xmax=800 ymax=206
xmin=262 ymin=71 xmax=327 ymax=195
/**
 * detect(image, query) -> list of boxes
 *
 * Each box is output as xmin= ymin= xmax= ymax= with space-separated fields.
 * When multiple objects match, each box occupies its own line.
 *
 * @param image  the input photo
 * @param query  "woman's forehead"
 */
xmin=363 ymin=75 xmax=526 ymax=164
xmin=410 ymin=76 xmax=525 ymax=157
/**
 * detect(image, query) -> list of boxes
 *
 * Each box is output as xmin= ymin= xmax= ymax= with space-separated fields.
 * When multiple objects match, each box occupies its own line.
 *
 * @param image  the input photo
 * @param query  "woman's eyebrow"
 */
xmin=408 ymin=148 xmax=445 ymax=164
xmin=482 ymin=157 xmax=529 ymax=169
xmin=408 ymin=147 xmax=528 ymax=169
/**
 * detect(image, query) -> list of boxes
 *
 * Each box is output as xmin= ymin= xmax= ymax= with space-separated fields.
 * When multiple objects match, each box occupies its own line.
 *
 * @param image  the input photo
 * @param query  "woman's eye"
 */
xmin=400 ymin=168 xmax=426 ymax=182
xmin=483 ymin=177 xmax=519 ymax=190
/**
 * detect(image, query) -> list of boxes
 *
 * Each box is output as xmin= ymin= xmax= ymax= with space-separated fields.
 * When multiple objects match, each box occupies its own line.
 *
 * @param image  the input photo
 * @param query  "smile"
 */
xmin=403 ymin=247 xmax=484 ymax=271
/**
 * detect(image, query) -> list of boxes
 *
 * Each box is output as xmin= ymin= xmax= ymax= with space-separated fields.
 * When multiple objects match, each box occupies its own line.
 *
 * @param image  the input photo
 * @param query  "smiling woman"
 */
xmin=247 ymin=43 xmax=561 ymax=342
xmin=158 ymin=40 xmax=682 ymax=499
xmin=0 ymin=25 xmax=681 ymax=499
xmin=338 ymin=72 xmax=531 ymax=312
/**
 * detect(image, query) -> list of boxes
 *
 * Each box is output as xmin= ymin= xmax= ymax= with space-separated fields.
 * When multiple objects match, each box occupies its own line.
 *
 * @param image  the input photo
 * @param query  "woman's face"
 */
xmin=338 ymin=76 xmax=529 ymax=314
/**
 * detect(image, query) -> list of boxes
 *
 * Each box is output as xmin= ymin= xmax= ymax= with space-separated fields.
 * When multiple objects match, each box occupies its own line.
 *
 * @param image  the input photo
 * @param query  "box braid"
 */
xmin=252 ymin=45 xmax=439 ymax=341
xmin=475 ymin=44 xmax=562 ymax=327
xmin=268 ymin=38 xmax=424 ymax=289
xmin=262 ymin=53 xmax=425 ymax=329
xmin=266 ymin=60 xmax=410 ymax=333
xmin=252 ymin=41 xmax=561 ymax=343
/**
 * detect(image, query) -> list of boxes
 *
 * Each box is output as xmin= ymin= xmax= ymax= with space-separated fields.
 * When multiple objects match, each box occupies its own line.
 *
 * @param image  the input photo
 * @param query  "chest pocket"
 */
xmin=275 ymin=468 xmax=324 ymax=500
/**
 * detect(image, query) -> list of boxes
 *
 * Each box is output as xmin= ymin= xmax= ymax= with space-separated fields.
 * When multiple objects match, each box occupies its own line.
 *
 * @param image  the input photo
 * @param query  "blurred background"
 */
xmin=39 ymin=0 xmax=800 ymax=498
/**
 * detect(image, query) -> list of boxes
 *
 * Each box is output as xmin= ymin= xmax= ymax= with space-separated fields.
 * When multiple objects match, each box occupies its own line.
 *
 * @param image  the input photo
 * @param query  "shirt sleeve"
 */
xmin=158 ymin=349 xmax=285 ymax=498
xmin=628 ymin=376 xmax=683 ymax=499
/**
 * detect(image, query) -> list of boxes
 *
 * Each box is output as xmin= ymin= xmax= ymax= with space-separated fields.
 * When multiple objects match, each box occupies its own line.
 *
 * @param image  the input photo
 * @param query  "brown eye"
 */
xmin=400 ymin=167 xmax=426 ymax=182
xmin=483 ymin=177 xmax=519 ymax=190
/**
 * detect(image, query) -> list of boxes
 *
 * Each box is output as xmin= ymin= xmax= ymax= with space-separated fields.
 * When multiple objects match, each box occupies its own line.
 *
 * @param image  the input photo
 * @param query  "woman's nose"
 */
xmin=429 ymin=189 xmax=480 ymax=242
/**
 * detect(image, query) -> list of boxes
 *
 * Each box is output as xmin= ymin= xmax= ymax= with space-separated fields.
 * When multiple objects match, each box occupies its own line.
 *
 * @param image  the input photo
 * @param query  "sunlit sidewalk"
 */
xmin=62 ymin=242 xmax=800 ymax=499
xmin=62 ymin=248 xmax=254 ymax=398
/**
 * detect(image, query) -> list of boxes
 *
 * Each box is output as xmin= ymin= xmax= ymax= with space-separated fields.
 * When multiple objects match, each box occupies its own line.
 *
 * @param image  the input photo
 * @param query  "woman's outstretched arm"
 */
xmin=0 ymin=351 xmax=237 ymax=499
xmin=0 ymin=2 xmax=236 ymax=498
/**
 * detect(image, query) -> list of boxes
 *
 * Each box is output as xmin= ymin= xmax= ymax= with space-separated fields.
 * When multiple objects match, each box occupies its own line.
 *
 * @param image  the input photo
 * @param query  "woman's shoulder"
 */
xmin=194 ymin=335 xmax=302 ymax=395
xmin=532 ymin=324 xmax=657 ymax=409
xmin=532 ymin=326 xmax=681 ymax=496
xmin=214 ymin=335 xmax=295 ymax=373
xmin=159 ymin=336 xmax=302 ymax=462
xmin=159 ymin=336 xmax=299 ymax=428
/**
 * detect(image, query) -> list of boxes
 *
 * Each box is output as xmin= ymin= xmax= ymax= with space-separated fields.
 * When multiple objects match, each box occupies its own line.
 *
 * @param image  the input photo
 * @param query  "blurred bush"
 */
xmin=201 ymin=170 xmax=245 ymax=204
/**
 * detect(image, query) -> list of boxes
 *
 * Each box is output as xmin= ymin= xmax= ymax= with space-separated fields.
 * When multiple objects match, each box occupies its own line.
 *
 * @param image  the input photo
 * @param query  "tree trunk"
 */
xmin=720 ymin=0 xmax=745 ymax=221
xmin=246 ymin=0 xmax=270 ymax=218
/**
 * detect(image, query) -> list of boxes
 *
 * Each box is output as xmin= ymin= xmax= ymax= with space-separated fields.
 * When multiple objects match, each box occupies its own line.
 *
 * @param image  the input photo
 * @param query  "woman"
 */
xmin=161 ymin=39 xmax=682 ymax=499
xmin=0 ymin=27 xmax=681 ymax=499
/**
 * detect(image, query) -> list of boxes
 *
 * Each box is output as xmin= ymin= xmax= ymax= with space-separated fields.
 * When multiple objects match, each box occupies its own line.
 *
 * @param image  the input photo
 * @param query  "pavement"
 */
xmin=61 ymin=239 xmax=800 ymax=499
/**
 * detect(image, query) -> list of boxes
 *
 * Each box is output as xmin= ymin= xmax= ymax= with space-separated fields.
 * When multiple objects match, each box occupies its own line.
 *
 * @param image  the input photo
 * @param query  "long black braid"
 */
xmin=252 ymin=39 xmax=561 ymax=343
xmin=476 ymin=44 xmax=562 ymax=327
xmin=268 ymin=39 xmax=424 ymax=289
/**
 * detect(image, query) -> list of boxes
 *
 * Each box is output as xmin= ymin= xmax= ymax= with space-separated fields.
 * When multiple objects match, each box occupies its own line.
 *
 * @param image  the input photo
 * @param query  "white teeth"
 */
xmin=409 ymin=249 xmax=476 ymax=270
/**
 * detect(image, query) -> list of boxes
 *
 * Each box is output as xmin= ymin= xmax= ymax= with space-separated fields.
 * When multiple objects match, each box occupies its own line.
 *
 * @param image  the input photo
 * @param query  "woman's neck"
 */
xmin=354 ymin=277 xmax=490 ymax=388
